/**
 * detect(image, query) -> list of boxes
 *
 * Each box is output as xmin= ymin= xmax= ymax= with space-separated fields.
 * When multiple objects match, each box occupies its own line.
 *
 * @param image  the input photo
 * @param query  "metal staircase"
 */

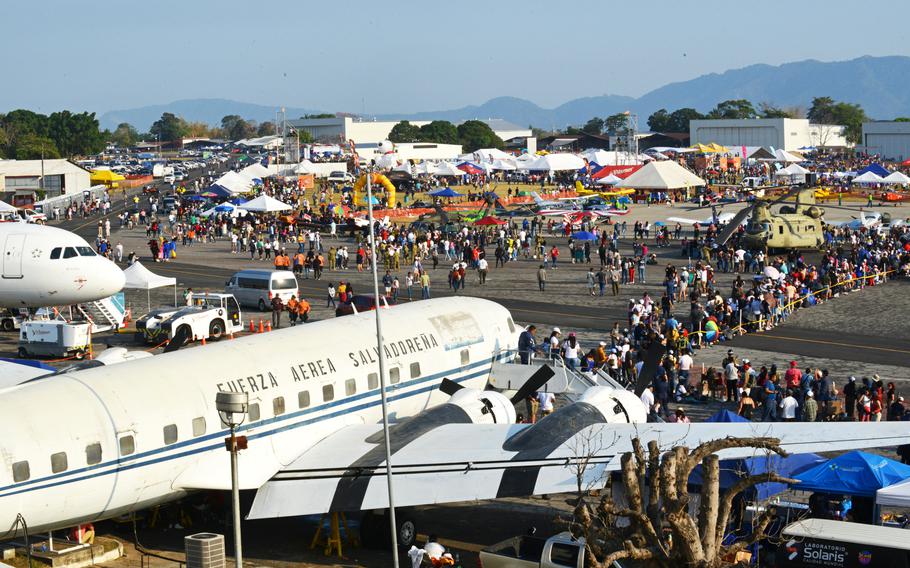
xmin=77 ymin=296 xmax=125 ymax=333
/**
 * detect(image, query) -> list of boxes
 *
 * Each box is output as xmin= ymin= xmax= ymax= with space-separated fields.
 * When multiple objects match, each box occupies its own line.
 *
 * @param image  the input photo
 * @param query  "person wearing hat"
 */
xmin=844 ymin=376 xmax=857 ymax=420
xmin=803 ymin=390 xmax=819 ymax=422
xmin=547 ymin=328 xmax=562 ymax=359
xmin=593 ymin=341 xmax=608 ymax=369
xmin=889 ymin=396 xmax=906 ymax=422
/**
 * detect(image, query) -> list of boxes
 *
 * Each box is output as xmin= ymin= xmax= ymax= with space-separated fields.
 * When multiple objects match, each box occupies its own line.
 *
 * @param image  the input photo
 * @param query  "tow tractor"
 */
xmin=135 ymin=293 xmax=242 ymax=344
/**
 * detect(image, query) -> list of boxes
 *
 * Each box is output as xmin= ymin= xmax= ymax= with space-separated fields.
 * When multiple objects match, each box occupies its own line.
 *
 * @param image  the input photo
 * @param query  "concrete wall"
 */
xmin=862 ymin=121 xmax=910 ymax=161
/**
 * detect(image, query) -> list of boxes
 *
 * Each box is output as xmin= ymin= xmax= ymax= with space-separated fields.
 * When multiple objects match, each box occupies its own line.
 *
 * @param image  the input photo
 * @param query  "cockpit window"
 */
xmin=63 ymin=247 xmax=78 ymax=259
xmin=50 ymin=247 xmax=62 ymax=259
xmin=76 ymin=247 xmax=96 ymax=257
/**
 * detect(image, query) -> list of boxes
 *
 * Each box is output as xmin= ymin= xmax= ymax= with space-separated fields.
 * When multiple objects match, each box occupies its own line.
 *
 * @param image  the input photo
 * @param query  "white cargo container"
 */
xmin=18 ymin=321 xmax=91 ymax=359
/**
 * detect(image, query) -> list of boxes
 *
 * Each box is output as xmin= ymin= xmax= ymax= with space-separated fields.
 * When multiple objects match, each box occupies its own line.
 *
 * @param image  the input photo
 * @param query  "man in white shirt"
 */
xmin=678 ymin=350 xmax=693 ymax=385
xmin=640 ymin=385 xmax=655 ymax=415
xmin=780 ymin=390 xmax=799 ymax=421
xmin=537 ymin=391 xmax=556 ymax=416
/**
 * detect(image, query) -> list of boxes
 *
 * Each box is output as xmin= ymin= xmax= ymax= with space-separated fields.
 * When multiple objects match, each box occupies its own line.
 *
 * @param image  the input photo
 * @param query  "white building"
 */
xmin=690 ymin=118 xmax=848 ymax=151
xmin=288 ymin=116 xmax=533 ymax=149
xmin=0 ymin=159 xmax=92 ymax=205
xmin=356 ymin=142 xmax=463 ymax=162
xmin=861 ymin=121 xmax=910 ymax=161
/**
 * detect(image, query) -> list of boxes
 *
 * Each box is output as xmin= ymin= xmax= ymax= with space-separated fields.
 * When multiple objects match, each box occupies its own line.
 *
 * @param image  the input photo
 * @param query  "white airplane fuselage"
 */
xmin=0 ymin=223 xmax=125 ymax=308
xmin=0 ymin=297 xmax=517 ymax=537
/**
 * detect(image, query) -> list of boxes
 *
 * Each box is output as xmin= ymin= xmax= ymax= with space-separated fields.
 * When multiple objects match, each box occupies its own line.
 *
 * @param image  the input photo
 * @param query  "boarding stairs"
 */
xmin=76 ymin=295 xmax=126 ymax=333
xmin=492 ymin=355 xmax=632 ymax=403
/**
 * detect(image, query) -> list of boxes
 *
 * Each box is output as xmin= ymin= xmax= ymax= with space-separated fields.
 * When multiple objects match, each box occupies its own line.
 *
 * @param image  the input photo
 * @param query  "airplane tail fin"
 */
xmin=531 ymin=192 xmax=544 ymax=205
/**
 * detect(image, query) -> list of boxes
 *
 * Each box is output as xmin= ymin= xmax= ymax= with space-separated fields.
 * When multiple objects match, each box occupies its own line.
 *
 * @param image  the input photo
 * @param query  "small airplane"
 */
xmin=1 ymin=297 xmax=907 ymax=542
xmin=835 ymin=211 xmax=888 ymax=231
xmin=0 ymin=223 xmax=125 ymax=308
xmin=667 ymin=208 xmax=738 ymax=227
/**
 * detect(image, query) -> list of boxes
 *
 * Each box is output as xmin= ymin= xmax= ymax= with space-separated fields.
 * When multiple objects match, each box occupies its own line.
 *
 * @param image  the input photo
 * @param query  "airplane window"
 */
xmin=345 ymin=379 xmax=356 ymax=396
xmin=298 ymin=391 xmax=310 ymax=408
xmin=248 ymin=403 xmax=260 ymax=421
xmin=50 ymin=247 xmax=62 ymax=259
xmin=85 ymin=443 xmax=102 ymax=465
xmin=461 ymin=349 xmax=470 ymax=365
xmin=12 ymin=461 xmax=29 ymax=483
xmin=76 ymin=246 xmax=96 ymax=257
xmin=119 ymin=435 xmax=135 ymax=456
xmin=51 ymin=452 xmax=68 ymax=473
xmin=410 ymin=362 xmax=421 ymax=378
xmin=389 ymin=368 xmax=400 ymax=384
xmin=273 ymin=396 xmax=286 ymax=416
xmin=323 ymin=384 xmax=335 ymax=401
xmin=367 ymin=372 xmax=378 ymax=389
xmin=63 ymin=247 xmax=78 ymax=259
xmin=192 ymin=417 xmax=206 ymax=436
xmin=163 ymin=425 xmax=178 ymax=445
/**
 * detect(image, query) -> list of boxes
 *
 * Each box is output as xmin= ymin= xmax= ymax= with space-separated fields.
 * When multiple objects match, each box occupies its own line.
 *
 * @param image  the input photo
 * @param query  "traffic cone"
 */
xmin=201 ymin=336 xmax=206 ymax=346
xmin=249 ymin=320 xmax=255 ymax=333
xmin=258 ymin=319 xmax=264 ymax=333
xmin=266 ymin=321 xmax=272 ymax=332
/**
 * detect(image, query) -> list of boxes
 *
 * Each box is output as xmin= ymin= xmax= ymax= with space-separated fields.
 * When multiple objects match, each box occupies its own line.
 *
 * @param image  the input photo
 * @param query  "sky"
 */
xmin=3 ymin=0 xmax=910 ymax=116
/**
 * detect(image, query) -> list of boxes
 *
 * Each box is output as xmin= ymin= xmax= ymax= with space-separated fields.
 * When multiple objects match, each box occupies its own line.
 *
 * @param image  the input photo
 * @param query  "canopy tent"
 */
xmin=595 ymin=174 xmax=624 ymax=186
xmin=456 ymin=161 xmax=486 ymax=175
xmin=203 ymin=184 xmax=235 ymax=198
xmin=294 ymin=160 xmax=319 ymax=174
xmin=876 ymin=476 xmax=910 ymax=507
xmin=0 ymin=200 xmax=17 ymax=212
xmin=237 ymin=163 xmax=272 ymax=183
xmin=392 ymin=162 xmax=414 ymax=174
xmin=690 ymin=453 xmax=825 ymax=501
xmin=791 ymin=451 xmax=910 ymax=497
xmin=122 ymin=261 xmax=178 ymax=310
xmin=490 ymin=158 xmax=517 ymax=171
xmin=433 ymin=162 xmax=465 ymax=176
xmin=571 ymin=231 xmax=598 ymax=241
xmin=90 ymin=169 xmax=126 ymax=186
xmin=759 ymin=149 xmax=804 ymax=163
xmin=214 ymin=171 xmax=253 ymax=194
xmin=882 ymin=171 xmax=910 ymax=185
xmin=691 ymin=143 xmax=729 ymax=154
xmin=238 ymin=194 xmax=293 ymax=213
xmin=428 ymin=187 xmax=463 ymax=198
xmin=778 ymin=163 xmax=809 ymax=175
xmin=705 ymin=409 xmax=749 ymax=423
xmin=200 ymin=202 xmax=247 ymax=218
xmin=473 ymin=148 xmax=513 ymax=161
xmin=620 ymin=161 xmax=706 ymax=190
xmin=857 ymin=163 xmax=890 ymax=177
xmin=525 ymin=153 xmax=587 ymax=172
xmin=852 ymin=171 xmax=884 ymax=184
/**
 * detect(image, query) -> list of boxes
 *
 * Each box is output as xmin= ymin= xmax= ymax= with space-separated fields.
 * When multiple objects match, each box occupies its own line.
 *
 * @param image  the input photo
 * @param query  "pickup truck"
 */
xmin=479 ymin=532 xmax=587 ymax=568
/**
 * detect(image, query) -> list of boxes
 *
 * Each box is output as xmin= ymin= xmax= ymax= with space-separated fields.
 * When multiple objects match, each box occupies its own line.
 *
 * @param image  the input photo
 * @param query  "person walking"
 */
xmin=609 ymin=265 xmax=621 ymax=296
xmin=326 ymin=284 xmax=336 ymax=308
xmin=537 ymin=264 xmax=547 ymax=292
xmin=586 ymin=268 xmax=596 ymax=296
xmin=270 ymin=294 xmax=284 ymax=329
xmin=420 ymin=271 xmax=431 ymax=299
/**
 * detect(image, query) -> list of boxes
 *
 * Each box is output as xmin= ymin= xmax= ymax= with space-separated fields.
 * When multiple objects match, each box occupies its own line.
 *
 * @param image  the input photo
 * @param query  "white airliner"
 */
xmin=0 ymin=223 xmax=125 ymax=308
xmin=0 ymin=298 xmax=906 ymax=539
xmin=667 ymin=211 xmax=738 ymax=227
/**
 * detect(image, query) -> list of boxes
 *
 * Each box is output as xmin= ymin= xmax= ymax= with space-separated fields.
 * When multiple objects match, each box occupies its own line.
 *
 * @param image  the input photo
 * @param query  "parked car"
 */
xmin=479 ymin=532 xmax=590 ymax=568
xmin=327 ymin=171 xmax=355 ymax=184
xmin=225 ymin=269 xmax=299 ymax=311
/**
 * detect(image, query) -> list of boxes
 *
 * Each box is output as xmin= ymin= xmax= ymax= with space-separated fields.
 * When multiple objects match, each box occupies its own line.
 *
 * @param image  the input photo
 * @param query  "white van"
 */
xmin=225 ymin=269 xmax=299 ymax=311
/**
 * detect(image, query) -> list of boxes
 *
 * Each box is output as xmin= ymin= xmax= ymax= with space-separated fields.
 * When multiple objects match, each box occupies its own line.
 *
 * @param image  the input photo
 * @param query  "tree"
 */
xmin=8 ymin=133 xmax=61 ymax=160
xmin=47 ymin=110 xmax=105 ymax=156
xmin=220 ymin=115 xmax=255 ymax=141
xmin=150 ymin=112 xmax=189 ymax=142
xmin=808 ymin=97 xmax=867 ymax=144
xmin=708 ymin=99 xmax=757 ymax=120
xmin=186 ymin=121 xmax=212 ymax=138
xmin=647 ymin=109 xmax=671 ymax=133
xmin=418 ymin=120 xmax=459 ymax=144
xmin=388 ymin=120 xmax=421 ymax=143
xmin=258 ymin=121 xmax=276 ymax=137
xmin=110 ymin=122 xmax=139 ymax=148
xmin=894 ymin=117 xmax=910 ymax=122
xmin=457 ymin=120 xmax=504 ymax=152
xmin=604 ymin=113 xmax=630 ymax=135
xmin=666 ymin=108 xmax=705 ymax=133
xmin=301 ymin=113 xmax=335 ymax=119
xmin=581 ymin=117 xmax=605 ymax=135
xmin=758 ymin=102 xmax=796 ymax=119
xmin=570 ymin=436 xmax=797 ymax=568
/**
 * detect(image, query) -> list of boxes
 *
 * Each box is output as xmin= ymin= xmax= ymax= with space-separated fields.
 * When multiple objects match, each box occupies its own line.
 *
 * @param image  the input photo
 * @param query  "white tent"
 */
xmin=581 ymin=149 xmax=647 ymax=165
xmin=294 ymin=160 xmax=319 ymax=174
xmin=473 ymin=148 xmax=512 ymax=161
xmin=238 ymin=163 xmax=272 ymax=182
xmin=433 ymin=162 xmax=465 ymax=176
xmin=876 ymin=477 xmax=910 ymax=507
xmin=238 ymin=194 xmax=293 ymax=213
xmin=490 ymin=158 xmax=517 ymax=171
xmin=199 ymin=203 xmax=247 ymax=218
xmin=214 ymin=170 xmax=253 ymax=194
xmin=620 ymin=161 xmax=706 ymax=190
xmin=392 ymin=162 xmax=414 ymax=174
xmin=526 ymin=153 xmax=586 ymax=171
xmin=882 ymin=171 xmax=910 ymax=185
xmin=778 ymin=163 xmax=809 ymax=175
xmin=0 ymin=200 xmax=16 ymax=212
xmin=853 ymin=172 xmax=884 ymax=184
xmin=122 ymin=261 xmax=178 ymax=309
xmin=595 ymin=174 xmax=624 ymax=186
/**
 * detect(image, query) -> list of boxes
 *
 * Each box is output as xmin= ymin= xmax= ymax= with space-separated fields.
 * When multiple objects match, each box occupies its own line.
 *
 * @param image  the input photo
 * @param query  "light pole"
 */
xmin=216 ymin=391 xmax=248 ymax=568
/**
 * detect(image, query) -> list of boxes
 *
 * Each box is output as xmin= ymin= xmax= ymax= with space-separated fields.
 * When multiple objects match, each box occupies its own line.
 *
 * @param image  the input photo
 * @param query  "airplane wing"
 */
xmin=666 ymin=216 xmax=703 ymax=225
xmin=248 ymin=406 xmax=910 ymax=519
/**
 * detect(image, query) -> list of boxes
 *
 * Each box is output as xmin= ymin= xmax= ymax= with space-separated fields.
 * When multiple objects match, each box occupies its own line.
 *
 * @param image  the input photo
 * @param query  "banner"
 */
xmin=298 ymin=174 xmax=315 ymax=189
xmin=591 ymin=164 xmax=643 ymax=179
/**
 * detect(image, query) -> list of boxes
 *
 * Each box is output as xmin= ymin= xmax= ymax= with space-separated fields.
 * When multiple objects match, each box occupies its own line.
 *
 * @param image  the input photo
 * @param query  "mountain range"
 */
xmin=99 ymin=56 xmax=910 ymax=131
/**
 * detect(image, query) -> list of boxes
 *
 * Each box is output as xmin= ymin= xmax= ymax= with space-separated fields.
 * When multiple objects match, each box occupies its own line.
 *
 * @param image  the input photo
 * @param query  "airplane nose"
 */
xmin=101 ymin=259 xmax=126 ymax=295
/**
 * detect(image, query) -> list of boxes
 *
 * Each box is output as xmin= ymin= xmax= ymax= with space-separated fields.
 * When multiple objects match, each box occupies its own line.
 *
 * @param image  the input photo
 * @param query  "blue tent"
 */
xmin=571 ymin=231 xmax=598 ymax=241
xmin=706 ymin=410 xmax=749 ymax=423
xmin=213 ymin=203 xmax=237 ymax=212
xmin=857 ymin=163 xmax=890 ymax=177
xmin=429 ymin=188 xmax=463 ymax=198
xmin=229 ymin=197 xmax=248 ymax=205
xmin=205 ymin=184 xmax=234 ymax=198
xmin=791 ymin=451 xmax=910 ymax=497
xmin=690 ymin=453 xmax=825 ymax=501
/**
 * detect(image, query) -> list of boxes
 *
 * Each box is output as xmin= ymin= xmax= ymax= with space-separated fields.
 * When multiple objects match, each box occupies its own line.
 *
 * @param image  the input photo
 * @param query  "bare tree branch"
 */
xmin=716 ymin=473 xmax=799 ymax=548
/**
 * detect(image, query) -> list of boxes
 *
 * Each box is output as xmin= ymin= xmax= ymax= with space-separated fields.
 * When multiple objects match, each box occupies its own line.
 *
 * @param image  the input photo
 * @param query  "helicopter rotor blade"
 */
xmin=716 ymin=206 xmax=754 ymax=245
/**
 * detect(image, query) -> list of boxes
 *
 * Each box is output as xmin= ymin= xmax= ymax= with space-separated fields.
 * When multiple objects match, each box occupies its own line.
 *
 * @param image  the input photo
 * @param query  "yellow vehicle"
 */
xmin=717 ymin=188 xmax=825 ymax=251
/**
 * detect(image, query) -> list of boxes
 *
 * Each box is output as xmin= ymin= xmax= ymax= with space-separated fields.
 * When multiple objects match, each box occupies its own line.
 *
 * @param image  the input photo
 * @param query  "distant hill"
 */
xmin=100 ymin=56 xmax=910 ymax=131
xmin=99 ymin=99 xmax=324 ymax=131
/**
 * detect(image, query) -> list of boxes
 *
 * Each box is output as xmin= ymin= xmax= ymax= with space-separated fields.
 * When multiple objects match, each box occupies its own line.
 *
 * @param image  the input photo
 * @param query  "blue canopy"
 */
xmin=185 ymin=195 xmax=208 ymax=201
xmin=206 ymin=184 xmax=234 ymax=198
xmin=791 ymin=451 xmax=910 ymax=497
xmin=857 ymin=163 xmax=890 ymax=177
xmin=429 ymin=188 xmax=463 ymax=198
xmin=571 ymin=231 xmax=598 ymax=241
xmin=213 ymin=203 xmax=236 ymax=212
xmin=229 ymin=197 xmax=248 ymax=205
xmin=706 ymin=409 xmax=749 ymax=423
xmin=690 ymin=453 xmax=825 ymax=501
